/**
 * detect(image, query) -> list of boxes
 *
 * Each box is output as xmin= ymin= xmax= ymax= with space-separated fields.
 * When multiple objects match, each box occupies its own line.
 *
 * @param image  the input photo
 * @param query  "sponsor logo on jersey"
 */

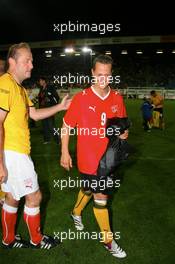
xmin=82 ymin=90 xmax=87 ymax=95
xmin=88 ymin=106 xmax=96 ymax=112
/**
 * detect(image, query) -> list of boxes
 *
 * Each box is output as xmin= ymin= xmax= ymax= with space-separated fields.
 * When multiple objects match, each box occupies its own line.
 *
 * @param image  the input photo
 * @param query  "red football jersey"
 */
xmin=63 ymin=87 xmax=127 ymax=175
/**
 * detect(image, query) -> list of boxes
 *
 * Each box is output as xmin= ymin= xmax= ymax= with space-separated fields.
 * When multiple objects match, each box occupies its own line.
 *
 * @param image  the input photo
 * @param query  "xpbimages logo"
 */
xmin=53 ymin=73 xmax=120 ymax=87
xmin=53 ymin=21 xmax=120 ymax=35
xmin=53 ymin=229 xmax=121 ymax=243
xmin=53 ymin=177 xmax=121 ymax=191
xmin=53 ymin=125 xmax=121 ymax=139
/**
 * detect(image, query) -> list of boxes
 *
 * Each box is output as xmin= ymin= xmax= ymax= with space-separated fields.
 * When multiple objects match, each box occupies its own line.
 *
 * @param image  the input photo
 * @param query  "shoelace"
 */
xmin=112 ymin=244 xmax=124 ymax=253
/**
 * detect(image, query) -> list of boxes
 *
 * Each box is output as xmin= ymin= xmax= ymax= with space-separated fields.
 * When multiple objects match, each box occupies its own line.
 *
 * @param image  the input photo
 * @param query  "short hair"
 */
xmin=6 ymin=42 xmax=31 ymax=69
xmin=150 ymin=90 xmax=156 ymax=95
xmin=39 ymin=76 xmax=47 ymax=82
xmin=92 ymin=54 xmax=113 ymax=70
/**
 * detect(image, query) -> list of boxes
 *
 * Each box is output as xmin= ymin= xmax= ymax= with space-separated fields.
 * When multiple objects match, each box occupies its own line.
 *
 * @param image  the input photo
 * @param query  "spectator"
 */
xmin=141 ymin=97 xmax=153 ymax=132
xmin=150 ymin=90 xmax=164 ymax=129
xmin=38 ymin=77 xmax=60 ymax=144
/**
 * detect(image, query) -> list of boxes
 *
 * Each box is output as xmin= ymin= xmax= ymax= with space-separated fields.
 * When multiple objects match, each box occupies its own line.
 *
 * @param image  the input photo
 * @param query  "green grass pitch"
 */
xmin=0 ymin=99 xmax=175 ymax=264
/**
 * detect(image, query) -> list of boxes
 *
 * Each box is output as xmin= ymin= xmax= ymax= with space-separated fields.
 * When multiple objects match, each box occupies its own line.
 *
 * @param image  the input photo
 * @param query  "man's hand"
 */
xmin=119 ymin=129 xmax=129 ymax=140
xmin=0 ymin=164 xmax=7 ymax=184
xmin=60 ymin=152 xmax=72 ymax=171
xmin=60 ymin=94 xmax=72 ymax=110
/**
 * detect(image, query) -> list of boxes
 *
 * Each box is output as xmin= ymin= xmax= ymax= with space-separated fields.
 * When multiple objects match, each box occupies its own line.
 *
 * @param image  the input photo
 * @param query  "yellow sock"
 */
xmin=93 ymin=207 xmax=113 ymax=244
xmin=73 ymin=189 xmax=92 ymax=216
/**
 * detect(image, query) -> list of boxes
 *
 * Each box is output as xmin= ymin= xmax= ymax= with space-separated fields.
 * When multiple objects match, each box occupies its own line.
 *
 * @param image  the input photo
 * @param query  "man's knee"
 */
xmin=93 ymin=193 xmax=108 ymax=209
xmin=25 ymin=190 xmax=42 ymax=207
xmin=5 ymin=192 xmax=19 ymax=207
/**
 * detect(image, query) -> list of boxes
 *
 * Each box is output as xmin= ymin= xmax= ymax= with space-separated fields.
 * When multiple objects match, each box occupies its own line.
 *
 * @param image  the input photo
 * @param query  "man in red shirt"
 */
xmin=60 ymin=55 xmax=128 ymax=258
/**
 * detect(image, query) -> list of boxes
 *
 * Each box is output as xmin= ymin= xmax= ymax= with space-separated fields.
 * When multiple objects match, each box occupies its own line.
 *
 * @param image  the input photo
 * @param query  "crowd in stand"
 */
xmin=1 ymin=53 xmax=175 ymax=90
xmin=31 ymin=55 xmax=175 ymax=90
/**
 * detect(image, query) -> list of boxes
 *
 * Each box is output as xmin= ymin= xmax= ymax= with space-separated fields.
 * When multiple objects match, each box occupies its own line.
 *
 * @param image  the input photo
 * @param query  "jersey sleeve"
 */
xmin=24 ymin=89 xmax=34 ymax=107
xmin=0 ymin=86 xmax=11 ymax=112
xmin=63 ymin=94 xmax=80 ymax=128
xmin=116 ymin=94 xmax=127 ymax=118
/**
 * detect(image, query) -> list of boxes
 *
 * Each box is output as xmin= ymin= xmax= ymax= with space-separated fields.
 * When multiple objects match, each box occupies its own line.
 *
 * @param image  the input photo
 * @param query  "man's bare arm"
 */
xmin=0 ymin=109 xmax=8 ymax=183
xmin=60 ymin=123 xmax=72 ymax=171
xmin=29 ymin=94 xmax=71 ymax=121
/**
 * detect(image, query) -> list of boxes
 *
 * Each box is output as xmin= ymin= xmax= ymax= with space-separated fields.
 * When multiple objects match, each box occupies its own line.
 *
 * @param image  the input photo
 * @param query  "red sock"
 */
xmin=23 ymin=206 xmax=43 ymax=245
xmin=2 ymin=204 xmax=18 ymax=244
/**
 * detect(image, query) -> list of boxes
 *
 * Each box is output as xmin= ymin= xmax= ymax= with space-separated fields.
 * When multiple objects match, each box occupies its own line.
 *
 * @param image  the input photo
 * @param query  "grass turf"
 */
xmin=0 ymin=99 xmax=175 ymax=264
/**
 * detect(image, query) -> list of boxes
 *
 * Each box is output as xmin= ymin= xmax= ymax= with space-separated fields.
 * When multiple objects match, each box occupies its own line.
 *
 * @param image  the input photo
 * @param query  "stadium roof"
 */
xmin=1 ymin=35 xmax=175 ymax=51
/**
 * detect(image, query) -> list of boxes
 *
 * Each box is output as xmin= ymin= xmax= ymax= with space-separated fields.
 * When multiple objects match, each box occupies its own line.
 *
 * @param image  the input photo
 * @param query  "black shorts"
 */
xmin=154 ymin=108 xmax=163 ymax=114
xmin=80 ymin=172 xmax=118 ymax=195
